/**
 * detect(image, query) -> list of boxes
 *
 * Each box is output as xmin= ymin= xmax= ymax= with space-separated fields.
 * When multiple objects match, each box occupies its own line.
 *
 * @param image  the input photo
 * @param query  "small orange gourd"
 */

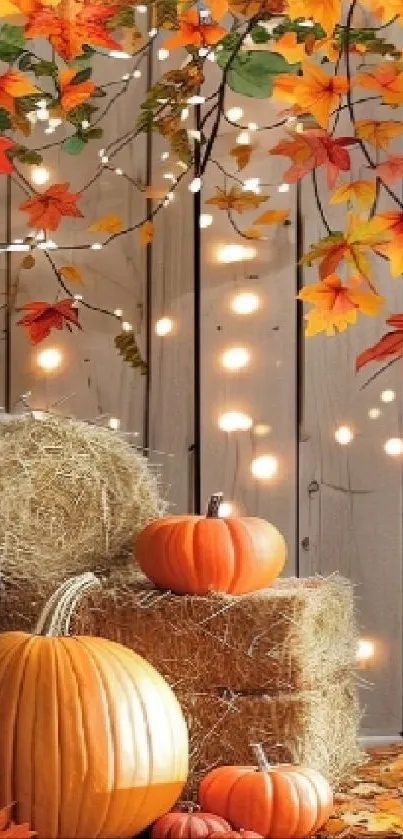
xmin=135 ymin=494 xmax=286 ymax=595
xmin=199 ymin=744 xmax=333 ymax=839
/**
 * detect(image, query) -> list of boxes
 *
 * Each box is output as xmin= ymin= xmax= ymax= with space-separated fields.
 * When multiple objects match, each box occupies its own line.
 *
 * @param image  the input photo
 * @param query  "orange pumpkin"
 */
xmin=0 ymin=573 xmax=189 ymax=839
xmin=199 ymin=745 xmax=333 ymax=839
xmin=135 ymin=493 xmax=286 ymax=595
xmin=208 ymin=832 xmax=263 ymax=838
xmin=150 ymin=809 xmax=232 ymax=837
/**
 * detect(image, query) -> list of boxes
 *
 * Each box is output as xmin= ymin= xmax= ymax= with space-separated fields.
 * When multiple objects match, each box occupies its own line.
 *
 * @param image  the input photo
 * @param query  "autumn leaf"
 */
xmin=60 ymin=265 xmax=83 ymax=284
xmin=163 ymin=8 xmax=226 ymax=50
xmin=0 ymin=805 xmax=36 ymax=838
xmin=254 ymin=208 xmax=289 ymax=224
xmin=330 ymin=180 xmax=376 ymax=210
xmin=270 ymin=128 xmax=355 ymax=188
xmin=17 ymin=298 xmax=81 ymax=344
xmin=375 ymin=154 xmax=403 ymax=183
xmin=0 ymin=0 xmax=23 ymax=14
xmin=356 ymin=119 xmax=403 ymax=149
xmin=299 ymin=273 xmax=384 ymax=336
xmin=205 ymin=0 xmax=228 ymax=19
xmin=301 ymin=214 xmax=390 ymax=281
xmin=287 ymin=0 xmax=341 ymax=34
xmin=353 ymin=63 xmax=403 ymax=106
xmin=229 ymin=142 xmax=253 ymax=170
xmin=372 ymin=210 xmax=403 ymax=276
xmin=241 ymin=226 xmax=266 ymax=239
xmin=0 ymin=136 xmax=14 ymax=174
xmin=0 ymin=70 xmax=38 ymax=115
xmin=19 ymin=183 xmax=83 ymax=231
xmin=360 ymin=0 xmax=403 ymax=26
xmin=59 ymin=68 xmax=95 ymax=113
xmin=88 ymin=213 xmax=123 ymax=234
xmin=227 ymin=0 xmax=285 ymax=16
xmin=143 ymin=185 xmax=169 ymax=200
xmin=272 ymin=59 xmax=349 ymax=129
xmin=25 ymin=1 xmax=122 ymax=61
xmin=205 ymin=186 xmax=269 ymax=213
xmin=273 ymin=32 xmax=305 ymax=64
xmin=139 ymin=220 xmax=154 ymax=245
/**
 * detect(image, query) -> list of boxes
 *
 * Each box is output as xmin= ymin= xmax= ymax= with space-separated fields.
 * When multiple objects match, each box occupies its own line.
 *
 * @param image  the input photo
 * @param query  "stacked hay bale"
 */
xmin=69 ymin=568 xmax=361 ymax=797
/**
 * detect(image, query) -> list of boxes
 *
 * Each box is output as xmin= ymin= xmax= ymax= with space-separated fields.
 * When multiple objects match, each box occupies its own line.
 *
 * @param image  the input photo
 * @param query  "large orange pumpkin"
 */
xmin=150 ymin=809 xmax=232 ymax=837
xmin=198 ymin=745 xmax=333 ymax=839
xmin=135 ymin=494 xmax=286 ymax=595
xmin=0 ymin=573 xmax=189 ymax=839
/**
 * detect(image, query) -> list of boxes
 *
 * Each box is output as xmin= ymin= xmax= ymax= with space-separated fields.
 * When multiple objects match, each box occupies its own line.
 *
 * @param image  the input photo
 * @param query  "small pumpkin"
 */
xmin=0 ymin=573 xmax=188 ymax=839
xmin=199 ymin=744 xmax=333 ymax=839
xmin=151 ymin=808 xmax=232 ymax=837
xmin=135 ymin=493 xmax=286 ymax=595
xmin=208 ymin=832 xmax=263 ymax=838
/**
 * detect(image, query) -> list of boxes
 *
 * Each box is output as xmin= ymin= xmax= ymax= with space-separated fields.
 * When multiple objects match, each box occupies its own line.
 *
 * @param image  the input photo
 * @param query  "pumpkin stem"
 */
xmin=34 ymin=572 xmax=101 ymax=637
xmin=250 ymin=742 xmax=270 ymax=772
xmin=206 ymin=493 xmax=224 ymax=518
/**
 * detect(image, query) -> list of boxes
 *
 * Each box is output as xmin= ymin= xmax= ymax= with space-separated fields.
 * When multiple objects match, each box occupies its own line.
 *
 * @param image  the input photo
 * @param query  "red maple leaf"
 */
xmin=270 ymin=128 xmax=356 ymax=188
xmin=356 ymin=313 xmax=403 ymax=370
xmin=17 ymin=298 xmax=81 ymax=344
xmin=25 ymin=1 xmax=122 ymax=61
xmin=0 ymin=136 xmax=14 ymax=174
xmin=19 ymin=183 xmax=83 ymax=231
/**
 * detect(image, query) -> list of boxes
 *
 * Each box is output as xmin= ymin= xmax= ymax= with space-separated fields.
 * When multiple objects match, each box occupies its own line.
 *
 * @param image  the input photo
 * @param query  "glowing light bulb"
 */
xmin=236 ymin=130 xmax=250 ymax=145
xmin=334 ymin=425 xmax=354 ymax=445
xmin=48 ymin=117 xmax=62 ymax=129
xmin=36 ymin=108 xmax=49 ymax=122
xmin=81 ymin=119 xmax=90 ymax=129
xmin=122 ymin=321 xmax=132 ymax=331
xmin=109 ymin=49 xmax=131 ymax=58
xmin=253 ymin=423 xmax=272 ymax=437
xmin=231 ymin=291 xmax=260 ymax=314
xmin=73 ymin=293 xmax=83 ymax=301
xmin=217 ymin=244 xmax=256 ymax=264
xmin=199 ymin=213 xmax=213 ymax=229
xmin=155 ymin=316 xmax=174 ymax=336
xmin=356 ymin=638 xmax=375 ymax=663
xmin=248 ymin=122 xmax=258 ymax=131
xmin=368 ymin=408 xmax=381 ymax=419
xmin=251 ymin=455 xmax=278 ymax=480
xmin=218 ymin=502 xmax=234 ymax=517
xmin=381 ymin=389 xmax=395 ymax=403
xmin=31 ymin=166 xmax=50 ymax=186
xmin=221 ymin=346 xmax=250 ymax=371
xmin=187 ymin=95 xmax=205 ymax=104
xmin=108 ymin=417 xmax=121 ymax=431
xmin=101 ymin=155 xmax=109 ymax=164
xmin=132 ymin=69 xmax=142 ymax=78
xmin=158 ymin=48 xmax=169 ymax=60
xmin=189 ymin=177 xmax=202 ymax=193
xmin=243 ymin=178 xmax=260 ymax=193
xmin=278 ymin=183 xmax=290 ymax=193
xmin=36 ymin=347 xmax=63 ymax=372
xmin=114 ymin=308 xmax=123 ymax=317
xmin=91 ymin=243 xmax=103 ymax=250
xmin=218 ymin=412 xmax=252 ymax=432
xmin=226 ymin=106 xmax=243 ymax=122
xmin=384 ymin=437 xmax=403 ymax=456
xmin=115 ymin=168 xmax=123 ymax=175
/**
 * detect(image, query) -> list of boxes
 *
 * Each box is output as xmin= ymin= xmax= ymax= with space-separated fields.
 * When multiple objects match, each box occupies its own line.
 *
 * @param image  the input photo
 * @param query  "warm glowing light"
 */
xmin=114 ymin=308 xmax=123 ymax=317
xmin=31 ymin=165 xmax=50 ymax=186
xmin=253 ymin=423 xmax=272 ymax=437
xmin=236 ymin=130 xmax=250 ymax=145
xmin=36 ymin=347 xmax=63 ymax=372
xmin=251 ymin=454 xmax=278 ymax=480
xmin=334 ymin=425 xmax=354 ymax=445
xmin=158 ymin=48 xmax=169 ymax=60
xmin=356 ymin=638 xmax=375 ymax=663
xmin=231 ymin=291 xmax=260 ymax=314
xmin=189 ymin=177 xmax=202 ymax=193
xmin=381 ymin=389 xmax=395 ymax=403
xmin=218 ymin=502 xmax=235 ymax=517
xmin=248 ymin=122 xmax=258 ymax=131
xmin=200 ymin=213 xmax=213 ymax=229
xmin=122 ymin=321 xmax=132 ymax=331
xmin=155 ymin=316 xmax=174 ymax=336
xmin=218 ymin=411 xmax=253 ymax=432
xmin=384 ymin=437 xmax=403 ymax=456
xmin=243 ymin=177 xmax=260 ymax=193
xmin=278 ymin=183 xmax=290 ymax=193
xmin=226 ymin=106 xmax=243 ymax=122
xmin=108 ymin=417 xmax=121 ymax=431
xmin=368 ymin=407 xmax=381 ymax=419
xmin=221 ymin=346 xmax=250 ymax=371
xmin=217 ymin=244 xmax=256 ymax=264
xmin=91 ymin=242 xmax=103 ymax=250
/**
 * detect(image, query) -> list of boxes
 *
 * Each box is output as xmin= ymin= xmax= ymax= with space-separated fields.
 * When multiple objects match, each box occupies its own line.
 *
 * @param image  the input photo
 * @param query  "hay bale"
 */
xmin=0 ymin=415 xmax=162 ymax=587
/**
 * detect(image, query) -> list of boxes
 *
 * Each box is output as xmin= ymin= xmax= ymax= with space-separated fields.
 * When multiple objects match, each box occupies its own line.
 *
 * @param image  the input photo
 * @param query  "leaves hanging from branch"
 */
xmin=88 ymin=214 xmax=123 ymax=234
xmin=17 ymin=298 xmax=81 ymax=344
xmin=356 ymin=314 xmax=403 ymax=371
xmin=115 ymin=330 xmax=147 ymax=374
xmin=139 ymin=220 xmax=154 ymax=245
xmin=355 ymin=120 xmax=403 ymax=149
xmin=298 ymin=274 xmax=384 ymax=337
xmin=270 ymin=129 xmax=355 ymax=188
xmin=229 ymin=142 xmax=254 ymax=170
xmin=206 ymin=186 xmax=269 ymax=213
xmin=329 ymin=180 xmax=376 ymax=210
xmin=19 ymin=183 xmax=83 ymax=231
xmin=59 ymin=265 xmax=84 ymax=284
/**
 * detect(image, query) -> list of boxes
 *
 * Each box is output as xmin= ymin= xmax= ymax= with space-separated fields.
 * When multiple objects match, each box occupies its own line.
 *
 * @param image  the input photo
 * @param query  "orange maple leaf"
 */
xmin=0 ymin=805 xmax=36 ymax=838
xmin=375 ymin=154 xmax=403 ymax=183
xmin=274 ymin=32 xmax=305 ymax=64
xmin=229 ymin=142 xmax=254 ymax=170
xmin=330 ymin=180 xmax=376 ymax=210
xmin=356 ymin=315 xmax=403 ymax=370
xmin=59 ymin=68 xmax=95 ymax=113
xmin=163 ymin=8 xmax=226 ymax=50
xmin=299 ymin=274 xmax=384 ymax=336
xmin=273 ymin=59 xmax=349 ymax=129
xmin=0 ymin=136 xmax=14 ymax=174
xmin=353 ymin=63 xmax=403 ymax=106
xmin=287 ymin=0 xmax=341 ymax=34
xmin=0 ymin=69 xmax=38 ymax=114
xmin=25 ymin=1 xmax=122 ymax=61
xmin=19 ymin=182 xmax=83 ymax=231
xmin=205 ymin=186 xmax=269 ymax=212
xmin=301 ymin=214 xmax=390 ymax=281
xmin=17 ymin=298 xmax=81 ymax=344
xmin=355 ymin=119 xmax=403 ymax=149
xmin=373 ymin=211 xmax=403 ymax=276
xmin=139 ymin=220 xmax=154 ymax=245
xmin=270 ymin=128 xmax=354 ymax=187
xmin=360 ymin=0 xmax=403 ymax=25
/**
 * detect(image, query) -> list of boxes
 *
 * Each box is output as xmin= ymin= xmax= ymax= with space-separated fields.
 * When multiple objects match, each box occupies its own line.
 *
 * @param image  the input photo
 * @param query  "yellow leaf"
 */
xmin=274 ymin=32 xmax=305 ymax=64
xmin=356 ymin=119 xmax=403 ymax=149
xmin=255 ymin=208 xmax=289 ymax=225
xmin=242 ymin=226 xmax=266 ymax=239
xmin=60 ymin=265 xmax=83 ymax=284
xmin=330 ymin=180 xmax=376 ymax=210
xmin=144 ymin=185 xmax=168 ymax=200
xmin=139 ymin=220 xmax=154 ymax=245
xmin=0 ymin=0 xmax=22 ymax=15
xmin=88 ymin=214 xmax=123 ymax=234
xmin=229 ymin=143 xmax=253 ymax=171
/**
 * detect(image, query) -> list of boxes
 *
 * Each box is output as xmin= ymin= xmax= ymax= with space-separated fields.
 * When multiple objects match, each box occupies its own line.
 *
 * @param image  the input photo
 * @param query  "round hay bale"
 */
xmin=0 ymin=414 xmax=162 ymax=584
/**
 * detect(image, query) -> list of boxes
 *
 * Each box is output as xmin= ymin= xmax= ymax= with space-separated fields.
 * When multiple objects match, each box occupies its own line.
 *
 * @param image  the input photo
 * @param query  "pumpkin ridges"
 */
xmin=194 ymin=519 xmax=235 ymax=593
xmin=223 ymin=520 xmax=258 ymax=594
xmin=32 ymin=641 xmax=60 ymax=838
xmin=285 ymin=771 xmax=317 ymax=838
xmin=12 ymin=640 xmax=39 ymax=830
xmin=295 ymin=768 xmax=333 ymax=834
xmin=227 ymin=773 xmax=273 ymax=836
xmin=269 ymin=772 xmax=301 ymax=838
xmin=226 ymin=520 xmax=286 ymax=594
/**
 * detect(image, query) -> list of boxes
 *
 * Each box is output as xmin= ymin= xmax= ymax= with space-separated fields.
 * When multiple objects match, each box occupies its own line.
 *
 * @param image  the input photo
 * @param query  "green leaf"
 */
xmin=216 ymin=50 xmax=298 ymax=98
xmin=0 ymin=24 xmax=25 ymax=61
xmin=62 ymin=135 xmax=87 ymax=155
xmin=33 ymin=59 xmax=58 ymax=78
xmin=251 ymin=25 xmax=271 ymax=44
xmin=72 ymin=67 xmax=92 ymax=84
xmin=10 ymin=145 xmax=42 ymax=164
xmin=0 ymin=109 xmax=11 ymax=130
xmin=84 ymin=127 xmax=103 ymax=139
xmin=272 ymin=16 xmax=325 ymax=39
xmin=107 ymin=5 xmax=135 ymax=27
